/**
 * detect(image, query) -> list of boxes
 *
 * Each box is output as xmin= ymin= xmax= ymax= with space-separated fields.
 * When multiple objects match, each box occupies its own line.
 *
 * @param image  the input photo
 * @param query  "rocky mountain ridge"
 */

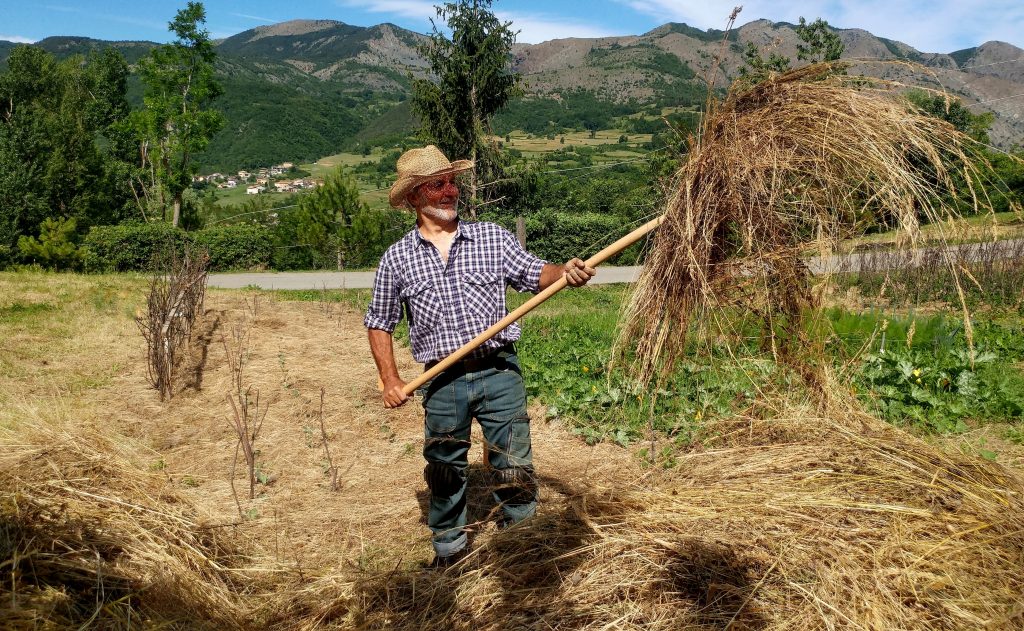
xmin=3 ymin=17 xmax=1021 ymax=164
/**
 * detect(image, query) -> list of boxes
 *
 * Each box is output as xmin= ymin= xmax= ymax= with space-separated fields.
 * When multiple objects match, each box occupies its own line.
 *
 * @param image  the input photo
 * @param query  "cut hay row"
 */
xmin=269 ymin=405 xmax=1024 ymax=630
xmin=0 ymin=417 xmax=255 ymax=629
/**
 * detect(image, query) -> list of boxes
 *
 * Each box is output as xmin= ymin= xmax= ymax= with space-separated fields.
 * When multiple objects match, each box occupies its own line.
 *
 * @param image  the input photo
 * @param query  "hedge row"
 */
xmin=81 ymin=212 xmax=646 ymax=273
xmin=482 ymin=210 xmax=648 ymax=265
xmin=83 ymin=223 xmax=273 ymax=272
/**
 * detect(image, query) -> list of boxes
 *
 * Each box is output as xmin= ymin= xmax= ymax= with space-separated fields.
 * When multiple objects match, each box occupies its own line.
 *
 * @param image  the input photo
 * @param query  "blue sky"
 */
xmin=2 ymin=1 xmax=1021 ymax=53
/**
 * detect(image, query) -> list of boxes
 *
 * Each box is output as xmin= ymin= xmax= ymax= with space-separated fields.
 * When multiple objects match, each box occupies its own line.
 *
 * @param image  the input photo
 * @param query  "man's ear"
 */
xmin=405 ymin=188 xmax=419 ymax=209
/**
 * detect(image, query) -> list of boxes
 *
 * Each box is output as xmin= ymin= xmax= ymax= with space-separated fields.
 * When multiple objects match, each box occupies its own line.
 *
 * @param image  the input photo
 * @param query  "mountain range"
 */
xmin=3 ymin=18 xmax=1022 ymax=170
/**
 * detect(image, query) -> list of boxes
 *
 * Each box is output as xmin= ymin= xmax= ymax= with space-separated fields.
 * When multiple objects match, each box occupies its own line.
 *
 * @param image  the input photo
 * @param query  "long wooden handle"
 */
xmin=402 ymin=215 xmax=665 ymax=395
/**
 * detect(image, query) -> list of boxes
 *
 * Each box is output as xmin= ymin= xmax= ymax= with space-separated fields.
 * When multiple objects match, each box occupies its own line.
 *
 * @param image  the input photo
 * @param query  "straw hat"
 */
xmin=388 ymin=145 xmax=474 ymax=208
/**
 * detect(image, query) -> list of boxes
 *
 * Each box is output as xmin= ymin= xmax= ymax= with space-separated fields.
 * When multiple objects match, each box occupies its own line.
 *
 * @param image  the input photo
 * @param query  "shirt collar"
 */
xmin=412 ymin=219 xmax=476 ymax=248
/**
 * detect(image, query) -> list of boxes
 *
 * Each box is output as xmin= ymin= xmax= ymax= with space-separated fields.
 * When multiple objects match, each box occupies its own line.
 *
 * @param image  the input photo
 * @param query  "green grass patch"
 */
xmin=277 ymin=284 xmax=1024 ymax=443
xmin=0 ymin=301 xmax=57 ymax=322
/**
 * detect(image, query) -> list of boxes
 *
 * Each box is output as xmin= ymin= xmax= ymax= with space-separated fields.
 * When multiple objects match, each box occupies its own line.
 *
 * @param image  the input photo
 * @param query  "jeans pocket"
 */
xmin=423 ymin=375 xmax=462 ymax=434
xmin=506 ymin=414 xmax=533 ymax=468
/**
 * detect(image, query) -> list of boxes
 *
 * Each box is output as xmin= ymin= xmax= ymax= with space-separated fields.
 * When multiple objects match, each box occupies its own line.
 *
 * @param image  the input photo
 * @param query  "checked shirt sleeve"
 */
xmin=364 ymin=257 xmax=402 ymax=332
xmin=502 ymin=229 xmax=546 ymax=293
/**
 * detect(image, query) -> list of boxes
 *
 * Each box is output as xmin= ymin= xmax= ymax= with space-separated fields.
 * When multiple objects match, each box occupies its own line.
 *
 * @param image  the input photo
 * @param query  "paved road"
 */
xmin=208 ymin=266 xmax=644 ymax=289
xmin=208 ymin=239 xmax=1022 ymax=290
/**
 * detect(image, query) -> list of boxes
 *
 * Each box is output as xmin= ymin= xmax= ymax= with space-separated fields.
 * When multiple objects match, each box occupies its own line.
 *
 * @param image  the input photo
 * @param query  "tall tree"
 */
xmin=136 ymin=2 xmax=224 ymax=227
xmin=286 ymin=169 xmax=367 ymax=270
xmin=411 ymin=0 xmax=521 ymax=218
xmin=0 ymin=45 xmax=134 ymax=265
xmin=739 ymin=17 xmax=844 ymax=85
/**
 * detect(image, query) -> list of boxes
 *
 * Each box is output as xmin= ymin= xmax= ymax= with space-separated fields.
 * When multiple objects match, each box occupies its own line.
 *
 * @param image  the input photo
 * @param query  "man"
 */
xmin=365 ymin=145 xmax=595 ymax=567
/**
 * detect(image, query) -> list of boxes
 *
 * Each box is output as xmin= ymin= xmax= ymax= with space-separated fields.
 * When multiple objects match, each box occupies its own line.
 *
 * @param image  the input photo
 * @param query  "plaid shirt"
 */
xmin=364 ymin=221 xmax=547 ymax=364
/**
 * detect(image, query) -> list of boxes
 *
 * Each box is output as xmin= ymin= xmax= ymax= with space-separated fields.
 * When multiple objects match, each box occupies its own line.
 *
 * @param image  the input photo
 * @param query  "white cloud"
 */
xmin=336 ymin=0 xmax=438 ymax=21
xmin=229 ymin=12 xmax=276 ymax=24
xmin=496 ymin=12 xmax=618 ymax=44
xmin=0 ymin=34 xmax=36 ymax=44
xmin=618 ymin=0 xmax=1024 ymax=51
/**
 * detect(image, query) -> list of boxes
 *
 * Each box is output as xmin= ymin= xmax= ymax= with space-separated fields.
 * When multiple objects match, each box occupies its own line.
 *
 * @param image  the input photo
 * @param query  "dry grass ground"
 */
xmin=0 ymin=271 xmax=637 ymax=626
xmin=3 ymin=271 xmax=1024 ymax=629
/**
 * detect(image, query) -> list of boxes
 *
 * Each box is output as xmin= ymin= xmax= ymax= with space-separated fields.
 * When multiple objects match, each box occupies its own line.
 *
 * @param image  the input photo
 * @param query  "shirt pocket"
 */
xmin=400 ymin=279 xmax=441 ymax=329
xmin=462 ymin=270 xmax=503 ymax=321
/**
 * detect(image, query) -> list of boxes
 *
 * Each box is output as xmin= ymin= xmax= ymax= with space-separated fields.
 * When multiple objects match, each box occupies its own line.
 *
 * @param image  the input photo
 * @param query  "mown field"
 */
xmin=4 ymin=268 xmax=1024 ymax=628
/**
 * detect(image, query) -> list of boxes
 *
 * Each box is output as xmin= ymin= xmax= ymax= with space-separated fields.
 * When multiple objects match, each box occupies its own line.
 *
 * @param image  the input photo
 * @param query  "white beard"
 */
xmin=421 ymin=204 xmax=458 ymax=222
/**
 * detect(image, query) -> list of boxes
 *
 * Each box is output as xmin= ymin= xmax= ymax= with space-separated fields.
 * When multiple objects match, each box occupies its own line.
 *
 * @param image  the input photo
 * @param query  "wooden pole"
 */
xmin=402 ymin=215 xmax=664 ymax=395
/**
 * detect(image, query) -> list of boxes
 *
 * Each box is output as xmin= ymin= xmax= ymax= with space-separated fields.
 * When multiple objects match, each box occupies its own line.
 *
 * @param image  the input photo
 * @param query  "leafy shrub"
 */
xmin=83 ymin=222 xmax=187 ymax=272
xmin=191 ymin=223 xmax=272 ymax=271
xmin=524 ymin=211 xmax=648 ymax=264
xmin=84 ymin=222 xmax=272 ymax=272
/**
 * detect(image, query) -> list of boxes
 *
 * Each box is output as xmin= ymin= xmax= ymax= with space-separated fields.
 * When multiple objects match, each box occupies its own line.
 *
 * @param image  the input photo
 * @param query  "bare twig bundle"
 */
xmin=615 ymin=63 xmax=996 ymax=384
xmin=136 ymin=244 xmax=210 ymax=399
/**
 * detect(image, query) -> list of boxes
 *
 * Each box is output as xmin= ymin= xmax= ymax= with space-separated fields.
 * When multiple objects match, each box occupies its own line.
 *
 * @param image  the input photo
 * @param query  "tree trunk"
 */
xmin=516 ymin=215 xmax=526 ymax=248
xmin=468 ymin=78 xmax=478 ymax=220
xmin=172 ymin=193 xmax=182 ymax=228
xmin=469 ymin=143 xmax=477 ymax=220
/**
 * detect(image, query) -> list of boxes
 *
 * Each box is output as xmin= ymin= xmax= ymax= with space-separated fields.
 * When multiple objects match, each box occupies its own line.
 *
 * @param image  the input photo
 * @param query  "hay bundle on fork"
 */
xmin=616 ymin=63 xmax=995 ymax=385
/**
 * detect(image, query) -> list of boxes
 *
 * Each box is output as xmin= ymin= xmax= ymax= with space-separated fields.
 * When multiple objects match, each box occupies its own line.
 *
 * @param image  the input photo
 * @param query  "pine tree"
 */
xmin=411 ymin=0 xmax=522 ymax=218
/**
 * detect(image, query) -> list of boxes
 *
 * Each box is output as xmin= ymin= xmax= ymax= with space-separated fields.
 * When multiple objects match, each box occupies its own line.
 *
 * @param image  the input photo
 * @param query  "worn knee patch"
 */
xmin=493 ymin=465 xmax=537 ymax=505
xmin=424 ymin=461 xmax=462 ymax=498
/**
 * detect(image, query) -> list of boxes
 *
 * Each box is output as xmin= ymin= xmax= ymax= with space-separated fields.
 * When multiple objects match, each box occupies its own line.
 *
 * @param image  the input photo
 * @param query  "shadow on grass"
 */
xmin=355 ymin=474 xmax=769 ymax=630
xmin=181 ymin=309 xmax=221 ymax=393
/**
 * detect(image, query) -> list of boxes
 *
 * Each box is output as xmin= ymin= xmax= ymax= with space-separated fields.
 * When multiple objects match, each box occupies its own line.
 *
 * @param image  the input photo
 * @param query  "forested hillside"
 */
xmin=3 ymin=17 xmax=1021 ymax=173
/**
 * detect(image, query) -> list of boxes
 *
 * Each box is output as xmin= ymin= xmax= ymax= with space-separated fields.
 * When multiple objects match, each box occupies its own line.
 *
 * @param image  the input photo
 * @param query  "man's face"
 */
xmin=410 ymin=175 xmax=459 ymax=218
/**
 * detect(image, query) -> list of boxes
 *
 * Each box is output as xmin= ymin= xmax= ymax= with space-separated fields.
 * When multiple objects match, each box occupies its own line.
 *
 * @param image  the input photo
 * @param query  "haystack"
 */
xmin=616 ymin=63 xmax=997 ymax=383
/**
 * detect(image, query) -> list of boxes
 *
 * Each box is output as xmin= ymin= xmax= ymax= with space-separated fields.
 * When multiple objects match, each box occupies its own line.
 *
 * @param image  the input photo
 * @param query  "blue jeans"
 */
xmin=419 ymin=352 xmax=536 ymax=556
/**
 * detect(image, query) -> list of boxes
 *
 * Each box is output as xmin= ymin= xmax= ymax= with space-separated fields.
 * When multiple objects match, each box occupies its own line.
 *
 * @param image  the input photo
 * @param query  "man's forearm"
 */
xmin=368 ymin=328 xmax=400 ymax=380
xmin=539 ymin=259 xmax=596 ymax=290
xmin=539 ymin=263 xmax=564 ymax=290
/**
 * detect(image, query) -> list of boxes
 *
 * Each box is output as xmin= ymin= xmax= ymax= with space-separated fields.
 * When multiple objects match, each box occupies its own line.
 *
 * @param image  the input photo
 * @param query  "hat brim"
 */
xmin=388 ymin=160 xmax=474 ymax=208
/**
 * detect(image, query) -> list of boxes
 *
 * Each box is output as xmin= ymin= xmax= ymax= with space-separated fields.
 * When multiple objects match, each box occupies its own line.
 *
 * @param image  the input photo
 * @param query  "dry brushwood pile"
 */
xmin=2 ymin=65 xmax=1024 ymax=630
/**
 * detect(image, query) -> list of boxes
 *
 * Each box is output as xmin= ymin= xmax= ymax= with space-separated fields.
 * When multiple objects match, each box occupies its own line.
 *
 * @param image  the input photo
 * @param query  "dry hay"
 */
xmin=616 ymin=63 xmax=1001 ymax=383
xmin=5 ymin=393 xmax=1022 ymax=630
xmin=0 ymin=418 xmax=253 ymax=629
xmin=261 ymin=401 xmax=1024 ymax=630
xmin=2 ymin=287 xmax=1023 ymax=629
